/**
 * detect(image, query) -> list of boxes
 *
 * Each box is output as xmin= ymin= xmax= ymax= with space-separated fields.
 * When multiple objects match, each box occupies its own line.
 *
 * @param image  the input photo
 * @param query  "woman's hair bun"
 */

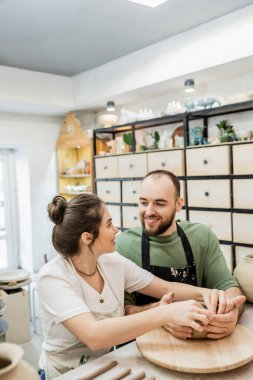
xmin=47 ymin=196 xmax=67 ymax=225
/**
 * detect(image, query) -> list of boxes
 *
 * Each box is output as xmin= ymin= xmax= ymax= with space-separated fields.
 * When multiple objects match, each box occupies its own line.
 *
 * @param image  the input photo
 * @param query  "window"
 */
xmin=0 ymin=149 xmax=19 ymax=269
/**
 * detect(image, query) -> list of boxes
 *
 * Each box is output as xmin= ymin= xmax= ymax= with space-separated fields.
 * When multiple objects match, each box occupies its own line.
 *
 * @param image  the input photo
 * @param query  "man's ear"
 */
xmin=80 ymin=232 xmax=92 ymax=246
xmin=176 ymin=197 xmax=184 ymax=212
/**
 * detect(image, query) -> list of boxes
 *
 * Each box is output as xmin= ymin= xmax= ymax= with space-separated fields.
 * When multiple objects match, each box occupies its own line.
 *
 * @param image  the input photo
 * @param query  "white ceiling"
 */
xmin=1 ymin=0 xmax=253 ymax=77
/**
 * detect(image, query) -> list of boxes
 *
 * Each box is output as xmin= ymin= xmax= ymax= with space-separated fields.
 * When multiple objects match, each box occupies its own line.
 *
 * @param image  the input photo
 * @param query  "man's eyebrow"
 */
xmin=139 ymin=197 xmax=167 ymax=202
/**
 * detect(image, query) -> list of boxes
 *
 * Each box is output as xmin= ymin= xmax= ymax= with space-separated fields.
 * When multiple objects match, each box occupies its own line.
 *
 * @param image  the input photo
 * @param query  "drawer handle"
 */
xmin=204 ymin=191 xmax=209 ymax=197
xmin=203 ymin=159 xmax=208 ymax=165
xmin=129 ymin=164 xmax=134 ymax=168
xmin=104 ymin=166 xmax=108 ymax=170
xmin=132 ymin=190 xmax=136 ymax=194
xmin=134 ymin=216 xmax=138 ymax=220
xmin=161 ymin=162 xmax=166 ymax=167
xmin=106 ymin=190 xmax=110 ymax=194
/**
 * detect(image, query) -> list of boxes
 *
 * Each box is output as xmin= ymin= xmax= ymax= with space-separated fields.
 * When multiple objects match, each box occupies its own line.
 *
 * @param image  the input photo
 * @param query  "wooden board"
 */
xmin=136 ymin=324 xmax=253 ymax=373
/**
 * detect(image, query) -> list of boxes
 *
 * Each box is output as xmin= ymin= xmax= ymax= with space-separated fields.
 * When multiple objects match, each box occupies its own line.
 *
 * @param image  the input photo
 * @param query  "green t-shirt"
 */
xmin=116 ymin=220 xmax=238 ymax=304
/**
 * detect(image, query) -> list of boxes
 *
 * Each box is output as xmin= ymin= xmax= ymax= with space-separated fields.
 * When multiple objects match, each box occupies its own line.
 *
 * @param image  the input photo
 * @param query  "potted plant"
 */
xmin=123 ymin=132 xmax=133 ymax=152
xmin=216 ymin=119 xmax=237 ymax=143
xmin=144 ymin=130 xmax=160 ymax=150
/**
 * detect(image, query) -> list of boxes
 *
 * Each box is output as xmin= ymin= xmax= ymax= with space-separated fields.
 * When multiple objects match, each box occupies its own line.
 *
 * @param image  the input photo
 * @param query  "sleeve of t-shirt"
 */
xmin=38 ymin=273 xmax=90 ymax=324
xmin=202 ymin=230 xmax=239 ymax=290
xmin=117 ymin=254 xmax=154 ymax=293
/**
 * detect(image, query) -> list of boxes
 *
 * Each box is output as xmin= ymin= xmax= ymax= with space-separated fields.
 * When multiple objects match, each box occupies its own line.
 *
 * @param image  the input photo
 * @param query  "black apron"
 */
xmin=136 ymin=222 xmax=197 ymax=305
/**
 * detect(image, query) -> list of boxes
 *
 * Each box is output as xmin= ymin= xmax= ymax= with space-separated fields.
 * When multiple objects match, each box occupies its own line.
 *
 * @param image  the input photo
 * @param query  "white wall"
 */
xmin=0 ymin=113 xmax=62 ymax=271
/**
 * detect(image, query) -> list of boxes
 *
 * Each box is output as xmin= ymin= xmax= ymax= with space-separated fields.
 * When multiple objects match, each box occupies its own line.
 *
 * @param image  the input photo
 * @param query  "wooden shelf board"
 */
xmin=59 ymin=174 xmax=90 ymax=178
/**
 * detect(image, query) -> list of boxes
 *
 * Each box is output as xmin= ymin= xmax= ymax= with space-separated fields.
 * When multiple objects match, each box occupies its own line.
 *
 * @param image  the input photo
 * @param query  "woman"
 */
xmin=38 ymin=193 xmax=242 ymax=379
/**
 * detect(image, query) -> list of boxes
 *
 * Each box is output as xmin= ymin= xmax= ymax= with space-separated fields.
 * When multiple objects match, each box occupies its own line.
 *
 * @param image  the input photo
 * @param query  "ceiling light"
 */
xmin=106 ymin=101 xmax=115 ymax=112
xmin=128 ymin=0 xmax=169 ymax=8
xmin=184 ymin=79 xmax=195 ymax=93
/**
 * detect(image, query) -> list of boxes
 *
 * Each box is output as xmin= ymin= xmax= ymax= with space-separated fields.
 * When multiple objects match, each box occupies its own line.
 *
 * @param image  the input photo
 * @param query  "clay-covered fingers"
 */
xmin=163 ymin=322 xmax=192 ymax=339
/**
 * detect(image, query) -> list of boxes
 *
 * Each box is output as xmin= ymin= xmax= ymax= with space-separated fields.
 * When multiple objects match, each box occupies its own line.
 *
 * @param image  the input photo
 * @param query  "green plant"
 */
xmin=145 ymin=130 xmax=160 ymax=150
xmin=152 ymin=131 xmax=160 ymax=144
xmin=216 ymin=119 xmax=237 ymax=143
xmin=216 ymin=119 xmax=233 ymax=131
xmin=123 ymin=132 xmax=132 ymax=146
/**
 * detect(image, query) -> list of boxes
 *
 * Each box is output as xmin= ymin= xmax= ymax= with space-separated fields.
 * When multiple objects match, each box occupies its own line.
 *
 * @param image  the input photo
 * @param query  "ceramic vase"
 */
xmin=0 ymin=343 xmax=39 ymax=380
xmin=233 ymin=254 xmax=253 ymax=303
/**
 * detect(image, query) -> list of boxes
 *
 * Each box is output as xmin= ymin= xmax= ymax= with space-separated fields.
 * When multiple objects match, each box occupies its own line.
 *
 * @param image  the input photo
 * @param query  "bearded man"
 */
xmin=116 ymin=170 xmax=244 ymax=340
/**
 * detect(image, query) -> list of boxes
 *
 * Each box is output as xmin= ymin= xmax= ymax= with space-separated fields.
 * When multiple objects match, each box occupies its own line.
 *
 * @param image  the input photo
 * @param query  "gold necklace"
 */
xmin=76 ymin=267 xmax=97 ymax=277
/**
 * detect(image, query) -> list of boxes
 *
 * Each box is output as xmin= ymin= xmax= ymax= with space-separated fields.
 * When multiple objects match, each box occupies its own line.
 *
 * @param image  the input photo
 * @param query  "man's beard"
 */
xmin=141 ymin=210 xmax=176 ymax=237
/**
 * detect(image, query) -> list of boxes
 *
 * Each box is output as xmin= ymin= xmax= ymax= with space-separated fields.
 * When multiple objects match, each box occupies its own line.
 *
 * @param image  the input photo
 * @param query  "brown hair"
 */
xmin=142 ymin=170 xmax=180 ymax=199
xmin=47 ymin=193 xmax=104 ymax=257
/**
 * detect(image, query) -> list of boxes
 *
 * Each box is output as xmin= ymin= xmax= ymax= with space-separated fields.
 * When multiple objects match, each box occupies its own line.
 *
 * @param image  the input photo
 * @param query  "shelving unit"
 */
xmin=56 ymin=112 xmax=93 ymax=199
xmin=93 ymin=100 xmax=253 ymax=271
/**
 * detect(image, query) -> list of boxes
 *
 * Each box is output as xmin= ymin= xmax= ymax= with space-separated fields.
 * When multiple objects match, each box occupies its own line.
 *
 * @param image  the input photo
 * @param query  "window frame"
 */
xmin=0 ymin=149 xmax=19 ymax=269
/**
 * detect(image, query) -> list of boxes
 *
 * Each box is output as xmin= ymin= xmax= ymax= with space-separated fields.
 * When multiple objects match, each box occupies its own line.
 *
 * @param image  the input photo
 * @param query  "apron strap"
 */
xmin=176 ymin=222 xmax=194 ymax=265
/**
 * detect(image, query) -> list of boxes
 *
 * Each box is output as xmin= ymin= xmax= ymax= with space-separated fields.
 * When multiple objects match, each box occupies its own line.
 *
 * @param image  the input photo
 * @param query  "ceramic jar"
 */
xmin=233 ymin=254 xmax=253 ymax=303
xmin=0 ymin=343 xmax=39 ymax=380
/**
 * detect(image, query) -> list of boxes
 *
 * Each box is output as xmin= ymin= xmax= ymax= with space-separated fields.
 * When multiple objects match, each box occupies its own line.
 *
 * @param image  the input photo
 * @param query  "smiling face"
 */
xmin=139 ymin=174 xmax=183 ymax=236
xmin=91 ymin=205 xmax=119 ymax=256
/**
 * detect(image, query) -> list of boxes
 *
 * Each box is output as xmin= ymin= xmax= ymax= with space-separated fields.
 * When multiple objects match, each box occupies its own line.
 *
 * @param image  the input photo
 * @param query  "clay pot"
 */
xmin=0 ymin=343 xmax=39 ymax=380
xmin=234 ymin=254 xmax=253 ymax=303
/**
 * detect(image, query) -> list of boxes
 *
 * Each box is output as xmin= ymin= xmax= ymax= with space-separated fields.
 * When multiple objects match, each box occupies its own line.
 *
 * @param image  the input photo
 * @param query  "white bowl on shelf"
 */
xmin=98 ymin=114 xmax=118 ymax=128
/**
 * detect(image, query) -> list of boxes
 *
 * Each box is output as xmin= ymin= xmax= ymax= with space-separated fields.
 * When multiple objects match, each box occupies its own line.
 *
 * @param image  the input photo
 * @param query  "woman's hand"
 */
xmin=161 ymin=300 xmax=213 ymax=332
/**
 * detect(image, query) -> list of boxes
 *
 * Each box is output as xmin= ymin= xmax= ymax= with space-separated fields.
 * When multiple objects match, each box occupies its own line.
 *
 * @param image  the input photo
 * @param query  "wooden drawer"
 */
xmin=122 ymin=181 xmax=141 ymax=203
xmin=96 ymin=181 xmax=120 ymax=203
xmin=122 ymin=206 xmax=140 ymax=228
xmin=186 ymin=146 xmax=230 ymax=175
xmin=95 ymin=156 xmax=118 ymax=178
xmin=233 ymin=213 xmax=253 ymax=245
xmin=189 ymin=210 xmax=232 ymax=241
xmin=233 ymin=179 xmax=253 ymax=209
xmin=235 ymin=246 xmax=253 ymax=266
xmin=233 ymin=144 xmax=253 ymax=174
xmin=106 ymin=205 xmax=121 ymax=228
xmin=118 ymin=154 xmax=147 ymax=178
xmin=147 ymin=150 xmax=184 ymax=176
xmin=187 ymin=180 xmax=230 ymax=208
xmin=220 ymin=244 xmax=233 ymax=272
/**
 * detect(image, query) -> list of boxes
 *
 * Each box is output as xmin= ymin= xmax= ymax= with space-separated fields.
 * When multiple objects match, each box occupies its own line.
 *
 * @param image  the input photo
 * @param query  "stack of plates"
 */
xmin=0 ymin=269 xmax=31 ymax=289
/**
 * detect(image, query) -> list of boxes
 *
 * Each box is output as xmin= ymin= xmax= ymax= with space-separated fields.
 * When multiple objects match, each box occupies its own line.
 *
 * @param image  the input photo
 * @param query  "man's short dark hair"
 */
xmin=142 ymin=170 xmax=180 ymax=199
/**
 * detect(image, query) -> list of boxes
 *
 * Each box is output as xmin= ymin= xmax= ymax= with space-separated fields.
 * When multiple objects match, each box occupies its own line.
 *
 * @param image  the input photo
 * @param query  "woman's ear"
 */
xmin=176 ymin=196 xmax=184 ymax=212
xmin=80 ymin=232 xmax=93 ymax=246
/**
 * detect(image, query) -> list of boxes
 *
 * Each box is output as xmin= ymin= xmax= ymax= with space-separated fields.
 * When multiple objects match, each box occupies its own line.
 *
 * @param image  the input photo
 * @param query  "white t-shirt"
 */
xmin=37 ymin=252 xmax=154 ymax=352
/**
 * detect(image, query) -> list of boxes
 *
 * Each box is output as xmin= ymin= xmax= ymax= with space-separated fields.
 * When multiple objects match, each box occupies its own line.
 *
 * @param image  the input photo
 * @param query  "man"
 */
xmin=116 ymin=170 xmax=244 ymax=339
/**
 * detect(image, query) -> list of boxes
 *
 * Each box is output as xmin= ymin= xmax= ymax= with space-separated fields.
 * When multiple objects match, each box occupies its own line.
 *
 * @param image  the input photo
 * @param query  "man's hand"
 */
xmin=163 ymin=294 xmax=245 ymax=340
xmin=203 ymin=307 xmax=238 ymax=339
xmin=203 ymin=289 xmax=245 ymax=314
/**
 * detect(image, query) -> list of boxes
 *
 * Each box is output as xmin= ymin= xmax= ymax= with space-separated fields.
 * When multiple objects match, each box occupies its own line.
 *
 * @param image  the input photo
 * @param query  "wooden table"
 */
xmin=55 ymin=304 xmax=253 ymax=380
